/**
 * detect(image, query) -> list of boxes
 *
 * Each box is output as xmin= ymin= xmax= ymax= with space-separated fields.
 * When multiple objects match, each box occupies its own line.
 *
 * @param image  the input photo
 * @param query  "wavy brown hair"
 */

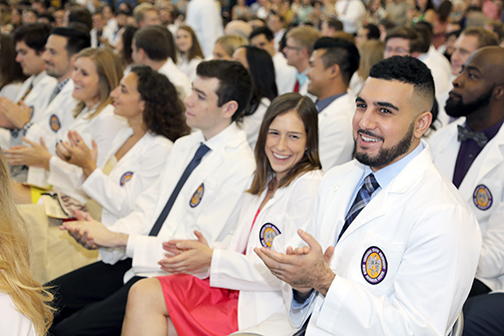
xmin=248 ymin=93 xmax=321 ymax=195
xmin=130 ymin=66 xmax=190 ymax=142
xmin=0 ymin=152 xmax=54 ymax=335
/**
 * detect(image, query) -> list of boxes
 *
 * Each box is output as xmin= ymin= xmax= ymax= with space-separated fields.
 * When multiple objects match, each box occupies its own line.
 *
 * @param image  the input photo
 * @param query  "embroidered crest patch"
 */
xmin=473 ymin=184 xmax=492 ymax=210
xmin=259 ymin=223 xmax=281 ymax=248
xmin=361 ymin=246 xmax=387 ymax=285
xmin=49 ymin=114 xmax=61 ymax=132
xmin=189 ymin=183 xmax=204 ymax=208
xmin=120 ymin=171 xmax=134 ymax=186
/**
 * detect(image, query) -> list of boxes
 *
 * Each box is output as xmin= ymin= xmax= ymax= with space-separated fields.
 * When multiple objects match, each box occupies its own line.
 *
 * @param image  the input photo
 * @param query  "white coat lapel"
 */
xmin=459 ymin=126 xmax=504 ymax=200
xmin=341 ymin=144 xmax=432 ymax=241
xmin=431 ymin=122 xmax=461 ymax=181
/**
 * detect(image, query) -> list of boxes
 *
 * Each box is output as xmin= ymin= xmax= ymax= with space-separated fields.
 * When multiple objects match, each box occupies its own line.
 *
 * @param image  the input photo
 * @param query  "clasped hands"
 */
xmin=254 ymin=229 xmax=336 ymax=297
xmin=55 ymin=130 xmax=98 ymax=177
xmin=158 ymin=230 xmax=214 ymax=274
xmin=60 ymin=210 xmax=128 ymax=250
xmin=0 ymin=97 xmax=31 ymax=129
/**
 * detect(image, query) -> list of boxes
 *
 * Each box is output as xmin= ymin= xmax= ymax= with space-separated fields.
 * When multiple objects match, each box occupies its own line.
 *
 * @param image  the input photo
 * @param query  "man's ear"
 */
xmin=414 ymin=111 xmax=433 ymax=138
xmin=494 ymin=86 xmax=504 ymax=100
xmin=221 ymin=100 xmax=239 ymax=120
xmin=329 ymin=63 xmax=340 ymax=80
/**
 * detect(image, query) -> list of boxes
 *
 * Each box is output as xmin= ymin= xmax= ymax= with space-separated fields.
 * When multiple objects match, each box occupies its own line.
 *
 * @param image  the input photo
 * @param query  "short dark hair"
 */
xmin=38 ymin=13 xmax=55 ymax=23
xmin=130 ymin=65 xmax=190 ymax=141
xmin=325 ymin=18 xmax=343 ymax=31
xmin=313 ymin=37 xmax=360 ymax=86
xmin=13 ymin=23 xmax=51 ymax=54
xmin=196 ymin=60 xmax=253 ymax=122
xmin=369 ymin=56 xmax=435 ymax=111
xmin=50 ymin=26 xmax=91 ymax=56
xmin=385 ymin=26 xmax=420 ymax=52
xmin=413 ymin=22 xmax=433 ymax=54
xmin=134 ymin=25 xmax=175 ymax=62
xmin=249 ymin=26 xmax=274 ymax=42
xmin=363 ymin=24 xmax=380 ymax=40
xmin=68 ymin=7 xmax=92 ymax=33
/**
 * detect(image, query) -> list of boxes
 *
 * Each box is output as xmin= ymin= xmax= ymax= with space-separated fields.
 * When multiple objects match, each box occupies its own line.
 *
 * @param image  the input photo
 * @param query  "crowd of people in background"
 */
xmin=0 ymin=0 xmax=503 ymax=335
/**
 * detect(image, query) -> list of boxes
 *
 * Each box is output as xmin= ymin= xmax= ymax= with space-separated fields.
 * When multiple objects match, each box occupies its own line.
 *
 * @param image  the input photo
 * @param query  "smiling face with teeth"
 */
xmin=265 ymin=110 xmax=307 ymax=182
xmin=353 ymin=77 xmax=432 ymax=171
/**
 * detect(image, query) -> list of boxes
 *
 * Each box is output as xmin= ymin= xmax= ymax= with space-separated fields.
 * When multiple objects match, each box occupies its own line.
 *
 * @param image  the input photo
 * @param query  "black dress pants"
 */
xmin=47 ymin=258 xmax=145 ymax=336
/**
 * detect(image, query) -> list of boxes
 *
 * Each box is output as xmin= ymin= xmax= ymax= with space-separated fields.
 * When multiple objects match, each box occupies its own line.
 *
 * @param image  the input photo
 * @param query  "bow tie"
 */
xmin=457 ymin=125 xmax=489 ymax=148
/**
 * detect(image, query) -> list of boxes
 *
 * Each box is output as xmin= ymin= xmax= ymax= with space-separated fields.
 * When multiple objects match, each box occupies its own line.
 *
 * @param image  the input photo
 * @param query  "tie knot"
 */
xmin=457 ymin=125 xmax=488 ymax=148
xmin=194 ymin=143 xmax=211 ymax=160
xmin=363 ymin=173 xmax=380 ymax=194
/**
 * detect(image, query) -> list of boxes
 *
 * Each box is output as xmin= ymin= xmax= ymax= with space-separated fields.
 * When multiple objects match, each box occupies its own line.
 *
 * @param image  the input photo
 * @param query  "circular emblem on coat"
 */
xmin=189 ymin=183 xmax=204 ymax=208
xmin=361 ymin=246 xmax=387 ymax=285
xmin=259 ymin=223 xmax=281 ymax=248
xmin=120 ymin=171 xmax=134 ymax=186
xmin=473 ymin=184 xmax=493 ymax=210
xmin=49 ymin=114 xmax=61 ymax=132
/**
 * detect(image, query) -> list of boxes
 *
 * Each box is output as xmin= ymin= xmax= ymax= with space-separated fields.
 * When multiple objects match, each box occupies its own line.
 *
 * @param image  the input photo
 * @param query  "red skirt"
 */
xmin=156 ymin=274 xmax=239 ymax=336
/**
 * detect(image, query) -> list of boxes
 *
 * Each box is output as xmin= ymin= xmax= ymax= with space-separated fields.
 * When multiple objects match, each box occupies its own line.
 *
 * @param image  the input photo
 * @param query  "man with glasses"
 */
xmin=283 ymin=26 xmax=321 ymax=102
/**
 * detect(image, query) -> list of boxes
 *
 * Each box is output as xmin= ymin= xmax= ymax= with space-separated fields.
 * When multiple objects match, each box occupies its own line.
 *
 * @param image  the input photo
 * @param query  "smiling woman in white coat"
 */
xmin=120 ymin=93 xmax=323 ymax=336
xmin=6 ymin=48 xmax=128 ymax=204
xmin=57 ymin=66 xmax=190 ymax=226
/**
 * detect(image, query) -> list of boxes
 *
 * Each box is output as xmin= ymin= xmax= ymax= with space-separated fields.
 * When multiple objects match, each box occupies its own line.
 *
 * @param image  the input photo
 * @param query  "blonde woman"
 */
xmin=349 ymin=40 xmax=384 ymax=94
xmin=5 ymin=48 xmax=128 ymax=204
xmin=212 ymin=34 xmax=248 ymax=60
xmin=0 ymin=152 xmax=54 ymax=335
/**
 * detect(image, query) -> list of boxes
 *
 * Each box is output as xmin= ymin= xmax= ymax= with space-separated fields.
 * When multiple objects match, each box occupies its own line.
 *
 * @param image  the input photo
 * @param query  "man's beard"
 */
xmin=354 ymin=122 xmax=414 ymax=169
xmin=445 ymin=87 xmax=493 ymax=118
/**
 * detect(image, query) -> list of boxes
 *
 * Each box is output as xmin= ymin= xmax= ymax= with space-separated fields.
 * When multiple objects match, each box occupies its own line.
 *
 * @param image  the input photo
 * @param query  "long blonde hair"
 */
xmin=73 ymin=48 xmax=124 ymax=119
xmin=0 ymin=153 xmax=54 ymax=335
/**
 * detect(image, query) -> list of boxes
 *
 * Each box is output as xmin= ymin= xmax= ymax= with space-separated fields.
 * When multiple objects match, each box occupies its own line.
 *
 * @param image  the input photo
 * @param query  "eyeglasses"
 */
xmin=384 ymin=46 xmax=410 ymax=55
xmin=284 ymin=45 xmax=301 ymax=51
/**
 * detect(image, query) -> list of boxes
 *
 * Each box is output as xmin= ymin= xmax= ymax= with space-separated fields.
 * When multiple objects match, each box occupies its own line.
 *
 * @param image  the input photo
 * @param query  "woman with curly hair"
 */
xmin=52 ymin=65 xmax=190 ymax=227
xmin=0 ymin=152 xmax=54 ymax=335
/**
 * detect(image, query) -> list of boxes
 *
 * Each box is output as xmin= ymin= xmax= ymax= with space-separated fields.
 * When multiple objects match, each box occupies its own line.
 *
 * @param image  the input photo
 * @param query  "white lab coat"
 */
xmin=177 ymin=55 xmax=202 ymax=83
xmin=335 ymin=0 xmax=366 ymax=34
xmin=240 ymin=98 xmax=270 ymax=151
xmin=81 ymin=129 xmax=173 ymax=226
xmin=210 ymin=170 xmax=322 ymax=333
xmin=103 ymin=123 xmax=255 ymax=281
xmin=272 ymin=53 xmax=297 ymax=96
xmin=90 ymin=26 xmax=115 ymax=48
xmin=292 ymin=142 xmax=481 ymax=336
xmin=0 ymin=293 xmax=36 ymax=336
xmin=429 ymin=119 xmax=504 ymax=291
xmin=157 ymin=58 xmax=192 ymax=100
xmin=47 ymin=104 xmax=128 ymax=203
xmin=14 ymin=71 xmax=57 ymax=124
xmin=299 ymin=78 xmax=317 ymax=102
xmin=318 ymin=93 xmax=355 ymax=172
xmin=186 ymin=0 xmax=224 ymax=58
xmin=418 ymin=52 xmax=451 ymax=97
xmin=25 ymin=80 xmax=78 ymax=187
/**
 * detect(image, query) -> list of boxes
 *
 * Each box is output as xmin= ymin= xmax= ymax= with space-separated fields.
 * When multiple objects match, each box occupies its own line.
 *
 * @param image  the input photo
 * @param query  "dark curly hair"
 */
xmin=130 ymin=65 xmax=190 ymax=142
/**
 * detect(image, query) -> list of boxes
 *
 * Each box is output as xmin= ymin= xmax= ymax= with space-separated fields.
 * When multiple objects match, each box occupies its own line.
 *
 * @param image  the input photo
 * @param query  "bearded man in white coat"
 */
xmin=256 ymin=56 xmax=481 ymax=336
xmin=428 ymin=46 xmax=504 ymax=336
xmin=307 ymin=37 xmax=358 ymax=172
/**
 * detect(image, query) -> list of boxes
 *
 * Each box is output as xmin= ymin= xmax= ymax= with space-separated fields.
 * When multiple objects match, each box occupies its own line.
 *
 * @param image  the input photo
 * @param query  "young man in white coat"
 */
xmin=0 ymin=23 xmax=56 ymax=179
xmin=256 ymin=56 xmax=481 ymax=336
xmin=307 ymin=37 xmax=359 ymax=172
xmin=283 ymin=26 xmax=321 ymax=102
xmin=249 ymin=27 xmax=297 ymax=95
xmin=131 ymin=25 xmax=191 ymax=100
xmin=4 ymin=26 xmax=91 ymax=188
xmin=48 ymin=60 xmax=256 ymax=336
xmin=428 ymin=46 xmax=504 ymax=336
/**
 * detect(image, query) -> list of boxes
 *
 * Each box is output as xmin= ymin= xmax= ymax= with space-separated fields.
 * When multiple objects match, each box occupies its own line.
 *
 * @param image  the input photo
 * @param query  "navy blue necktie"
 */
xmin=148 ymin=143 xmax=211 ymax=236
xmin=338 ymin=173 xmax=380 ymax=241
